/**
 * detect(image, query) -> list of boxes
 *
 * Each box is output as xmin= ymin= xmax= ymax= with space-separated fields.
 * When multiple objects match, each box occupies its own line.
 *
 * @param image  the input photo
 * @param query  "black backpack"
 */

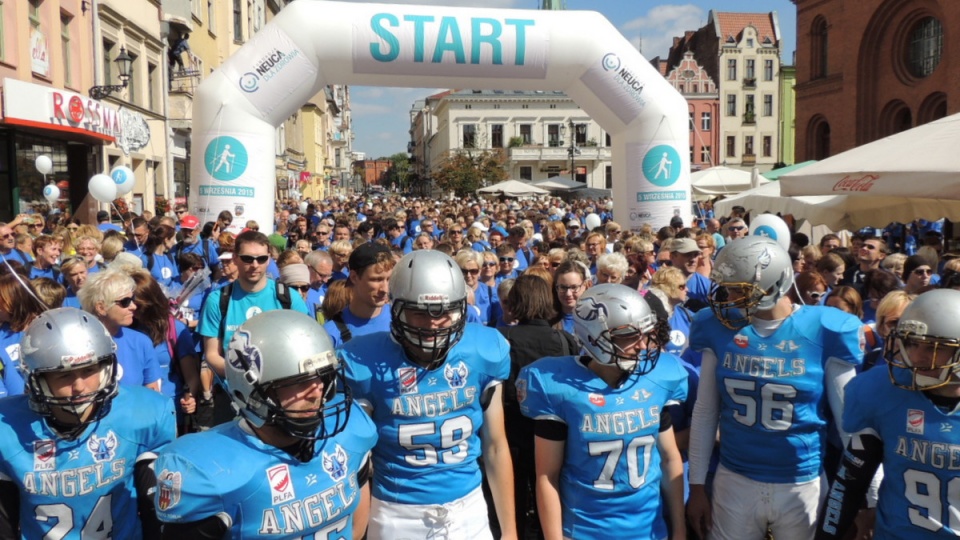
xmin=172 ymin=239 xmax=211 ymax=268
xmin=216 ymin=281 xmax=292 ymax=345
xmin=146 ymin=252 xmax=176 ymax=272
xmin=329 ymin=312 xmax=352 ymax=344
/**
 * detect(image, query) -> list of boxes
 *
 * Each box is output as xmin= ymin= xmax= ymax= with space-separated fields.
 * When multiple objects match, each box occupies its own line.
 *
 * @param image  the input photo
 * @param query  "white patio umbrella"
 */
xmin=715 ymin=181 xmax=960 ymax=231
xmin=477 ymin=180 xmax=550 ymax=197
xmin=781 ymin=112 xmax=960 ymax=198
xmin=691 ymin=166 xmax=768 ymax=200
xmin=534 ymin=177 xmax=583 ymax=191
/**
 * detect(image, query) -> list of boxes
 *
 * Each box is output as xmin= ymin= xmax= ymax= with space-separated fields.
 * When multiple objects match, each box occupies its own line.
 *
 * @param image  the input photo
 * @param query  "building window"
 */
xmin=548 ymin=124 xmax=562 ymax=147
xmin=520 ymin=124 xmax=532 ymax=144
xmin=61 ymin=14 xmax=72 ymax=85
xmin=521 ymin=104 xmax=529 ymax=109
xmin=764 ymin=59 xmax=774 ymax=81
xmin=701 ymin=111 xmax=712 ymax=131
xmin=605 ymin=166 xmax=612 ymax=189
xmin=462 ymin=124 xmax=476 ymax=148
xmin=763 ymin=94 xmax=773 ymax=116
xmin=520 ymin=166 xmax=532 ymax=181
xmin=692 ymin=83 xmax=698 ymax=93
xmin=29 ymin=0 xmax=41 ymax=30
xmin=689 ymin=146 xmax=694 ymax=163
xmin=726 ymin=136 xmax=736 ymax=157
xmin=763 ymin=136 xmax=772 ymax=157
xmin=574 ymin=124 xmax=587 ymax=145
xmin=491 ymin=124 xmax=503 ymax=148
xmin=207 ymin=0 xmax=216 ymax=33
xmin=191 ymin=0 xmax=202 ymax=21
xmin=605 ymin=133 xmax=611 ymax=147
xmin=744 ymin=136 xmax=754 ymax=156
xmin=745 ymin=59 xmax=755 ymax=79
xmin=907 ymin=17 xmax=943 ymax=78
xmin=103 ymin=40 xmax=114 ymax=86
xmin=493 ymin=104 xmax=500 ymax=109
xmin=701 ymin=146 xmax=711 ymax=163
xmin=148 ymin=63 xmax=157 ymax=110
xmin=746 ymin=38 xmax=754 ymax=48
xmin=464 ymin=104 xmax=472 ymax=109
xmin=726 ymin=94 xmax=737 ymax=116
xmin=233 ymin=0 xmax=243 ymax=41
xmin=549 ymin=104 xmax=557 ymax=109
xmin=727 ymin=59 xmax=737 ymax=80
xmin=811 ymin=17 xmax=828 ymax=79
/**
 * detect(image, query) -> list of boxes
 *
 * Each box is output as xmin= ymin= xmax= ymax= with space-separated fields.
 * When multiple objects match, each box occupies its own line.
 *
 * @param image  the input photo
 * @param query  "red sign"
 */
xmin=832 ymin=174 xmax=880 ymax=193
xmin=299 ymin=171 xmax=311 ymax=182
xmin=330 ymin=178 xmax=339 ymax=186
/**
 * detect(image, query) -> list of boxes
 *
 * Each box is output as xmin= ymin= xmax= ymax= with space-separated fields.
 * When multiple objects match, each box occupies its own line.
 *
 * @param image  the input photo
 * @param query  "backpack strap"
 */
xmin=275 ymin=281 xmax=292 ymax=310
xmin=331 ymin=312 xmax=352 ymax=344
xmin=217 ymin=282 xmax=234 ymax=346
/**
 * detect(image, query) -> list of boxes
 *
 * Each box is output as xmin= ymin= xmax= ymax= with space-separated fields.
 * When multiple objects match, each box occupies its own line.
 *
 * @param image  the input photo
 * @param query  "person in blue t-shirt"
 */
xmin=322 ymin=242 xmax=393 ymax=347
xmin=687 ymin=237 xmax=863 ymax=540
xmin=303 ymin=249 xmax=334 ymax=318
xmin=817 ymin=289 xmax=960 ymax=539
xmin=141 ymin=224 xmax=180 ymax=290
xmin=668 ymin=237 xmax=712 ymax=310
xmin=518 ymin=284 xmax=687 ymax=540
xmin=198 ymin=231 xmax=308 ymax=378
xmin=155 ymin=311 xmax=377 ymax=538
xmin=171 ymin=214 xmax=222 ymax=281
xmin=28 ymin=234 xmax=62 ymax=282
xmin=553 ymin=260 xmax=589 ymax=334
xmin=123 ymin=216 xmax=149 ymax=258
xmin=0 ymin=273 xmax=48 ymax=397
xmin=340 ymin=250 xmax=517 ymax=539
xmin=79 ymin=269 xmax=164 ymax=391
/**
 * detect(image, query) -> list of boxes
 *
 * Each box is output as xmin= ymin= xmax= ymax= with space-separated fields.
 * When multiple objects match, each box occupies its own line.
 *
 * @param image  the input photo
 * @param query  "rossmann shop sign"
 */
xmin=1 ymin=78 xmax=150 ymax=155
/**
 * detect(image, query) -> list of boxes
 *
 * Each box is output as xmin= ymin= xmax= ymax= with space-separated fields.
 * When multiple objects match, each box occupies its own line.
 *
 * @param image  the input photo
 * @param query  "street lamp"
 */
xmin=563 ymin=119 xmax=584 ymax=183
xmin=89 ymin=47 xmax=133 ymax=100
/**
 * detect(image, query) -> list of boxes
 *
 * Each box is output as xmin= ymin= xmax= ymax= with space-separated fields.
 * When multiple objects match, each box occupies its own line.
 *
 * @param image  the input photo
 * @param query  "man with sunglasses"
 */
xmin=198 ymin=231 xmax=309 ymax=379
xmin=843 ymin=236 xmax=888 ymax=288
xmin=171 ymin=214 xmax=222 ymax=281
xmin=0 ymin=221 xmax=33 ymax=267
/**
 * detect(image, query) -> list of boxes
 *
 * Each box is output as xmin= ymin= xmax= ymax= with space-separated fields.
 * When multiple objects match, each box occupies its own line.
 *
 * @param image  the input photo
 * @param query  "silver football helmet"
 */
xmin=709 ymin=236 xmax=794 ymax=329
xmin=19 ymin=308 xmax=118 ymax=429
xmin=887 ymin=289 xmax=960 ymax=390
xmin=574 ymin=284 xmax=661 ymax=374
xmin=225 ymin=310 xmax=349 ymax=440
xmin=390 ymin=250 xmax=467 ymax=368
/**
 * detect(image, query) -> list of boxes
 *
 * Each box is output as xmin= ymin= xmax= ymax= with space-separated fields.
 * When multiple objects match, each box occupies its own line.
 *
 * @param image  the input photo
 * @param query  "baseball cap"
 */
xmin=567 ymin=220 xmax=581 ymax=229
xmin=470 ymin=222 xmax=489 ymax=232
xmin=670 ymin=238 xmax=702 ymax=254
xmin=349 ymin=242 xmax=392 ymax=273
xmin=180 ymin=214 xmax=200 ymax=229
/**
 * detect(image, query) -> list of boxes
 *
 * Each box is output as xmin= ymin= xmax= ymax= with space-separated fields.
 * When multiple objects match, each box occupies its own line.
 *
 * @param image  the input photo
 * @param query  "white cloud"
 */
xmin=620 ymin=4 xmax=705 ymax=61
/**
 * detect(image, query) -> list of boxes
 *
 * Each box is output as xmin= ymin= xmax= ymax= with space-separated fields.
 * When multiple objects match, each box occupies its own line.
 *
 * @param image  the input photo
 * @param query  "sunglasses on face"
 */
xmin=861 ymin=244 xmax=879 ymax=251
xmin=175 ymin=211 xmax=186 ymax=215
xmin=114 ymin=295 xmax=136 ymax=308
xmin=499 ymin=257 xmax=514 ymax=263
xmin=482 ymin=261 xmax=497 ymax=268
xmin=729 ymin=226 xmax=746 ymax=232
xmin=449 ymin=230 xmax=463 ymax=235
xmin=290 ymin=284 xmax=311 ymax=293
xmin=556 ymin=284 xmax=582 ymax=293
xmin=462 ymin=268 xmax=480 ymax=276
xmin=808 ymin=291 xmax=825 ymax=300
xmin=913 ymin=268 xmax=933 ymax=276
xmin=67 ymin=226 xmax=79 ymax=231
xmin=238 ymin=254 xmax=270 ymax=265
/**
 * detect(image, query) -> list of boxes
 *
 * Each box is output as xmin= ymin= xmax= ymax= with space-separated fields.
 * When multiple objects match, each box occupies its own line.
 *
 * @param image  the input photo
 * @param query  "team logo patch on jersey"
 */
xmin=86 ymin=431 xmax=118 ymax=462
xmin=398 ymin=367 xmax=419 ymax=394
xmin=33 ymin=439 xmax=56 ymax=471
xmin=157 ymin=470 xmax=182 ymax=511
xmin=322 ymin=444 xmax=349 ymax=482
xmin=589 ymin=393 xmax=606 ymax=407
xmin=267 ymin=464 xmax=296 ymax=504
xmin=515 ymin=378 xmax=527 ymax=404
xmin=228 ymin=329 xmax=262 ymax=374
xmin=907 ymin=409 xmax=925 ymax=435
xmin=734 ymin=334 xmax=749 ymax=348
xmin=444 ymin=361 xmax=469 ymax=389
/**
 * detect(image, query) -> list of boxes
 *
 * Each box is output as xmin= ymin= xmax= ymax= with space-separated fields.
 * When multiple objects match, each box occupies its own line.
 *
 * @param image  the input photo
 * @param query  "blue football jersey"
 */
xmin=0 ymin=386 xmax=175 ymax=540
xmin=340 ymin=324 xmax=511 ymax=505
xmin=844 ymin=367 xmax=960 ymax=539
xmin=155 ymin=396 xmax=377 ymax=538
xmin=690 ymin=305 xmax=863 ymax=483
xmin=517 ymin=354 xmax=687 ymax=539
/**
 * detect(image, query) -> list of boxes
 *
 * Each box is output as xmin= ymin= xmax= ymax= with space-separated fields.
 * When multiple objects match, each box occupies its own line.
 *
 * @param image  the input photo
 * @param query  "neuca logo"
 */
xmin=238 ymin=48 xmax=299 ymax=93
xmin=601 ymin=53 xmax=621 ymax=72
xmin=600 ymin=52 xmax=646 ymax=105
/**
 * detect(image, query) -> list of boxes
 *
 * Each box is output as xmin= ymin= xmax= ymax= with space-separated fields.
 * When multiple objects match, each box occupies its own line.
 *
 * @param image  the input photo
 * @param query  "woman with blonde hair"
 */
xmin=695 ymin=231 xmax=716 ymax=279
xmin=79 ymin=269 xmax=163 ymax=391
xmin=100 ymin=234 xmax=124 ymax=265
xmin=648 ymin=266 xmax=692 ymax=355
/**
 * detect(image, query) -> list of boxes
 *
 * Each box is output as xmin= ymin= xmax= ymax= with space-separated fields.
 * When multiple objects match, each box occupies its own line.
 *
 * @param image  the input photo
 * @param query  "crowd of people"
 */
xmin=0 ymin=190 xmax=956 ymax=539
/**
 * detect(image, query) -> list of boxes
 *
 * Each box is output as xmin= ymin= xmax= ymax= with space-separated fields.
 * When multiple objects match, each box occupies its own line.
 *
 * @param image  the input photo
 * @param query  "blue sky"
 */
xmin=342 ymin=0 xmax=798 ymax=159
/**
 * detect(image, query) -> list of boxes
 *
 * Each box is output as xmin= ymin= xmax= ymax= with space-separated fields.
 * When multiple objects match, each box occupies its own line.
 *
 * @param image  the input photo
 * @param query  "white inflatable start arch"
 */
xmin=189 ymin=0 xmax=690 ymax=234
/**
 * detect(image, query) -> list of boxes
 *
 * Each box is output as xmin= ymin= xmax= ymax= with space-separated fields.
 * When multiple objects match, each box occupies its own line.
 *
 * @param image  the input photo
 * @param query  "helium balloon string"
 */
xmin=0 ymin=256 xmax=51 ymax=311
xmin=112 ymin=201 xmax=140 ymax=251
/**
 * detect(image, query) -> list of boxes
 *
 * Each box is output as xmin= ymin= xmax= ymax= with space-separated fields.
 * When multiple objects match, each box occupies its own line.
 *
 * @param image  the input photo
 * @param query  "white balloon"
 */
xmin=35 ymin=155 xmax=53 ymax=175
xmin=749 ymin=214 xmax=791 ymax=251
xmin=88 ymin=174 xmax=118 ymax=203
xmin=585 ymin=213 xmax=602 ymax=230
xmin=110 ymin=166 xmax=136 ymax=195
xmin=42 ymin=184 xmax=60 ymax=203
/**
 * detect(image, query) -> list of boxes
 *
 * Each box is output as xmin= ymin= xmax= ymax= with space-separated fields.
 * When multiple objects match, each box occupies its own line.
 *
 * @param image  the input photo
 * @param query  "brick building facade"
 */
xmin=794 ymin=0 xmax=959 ymax=161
